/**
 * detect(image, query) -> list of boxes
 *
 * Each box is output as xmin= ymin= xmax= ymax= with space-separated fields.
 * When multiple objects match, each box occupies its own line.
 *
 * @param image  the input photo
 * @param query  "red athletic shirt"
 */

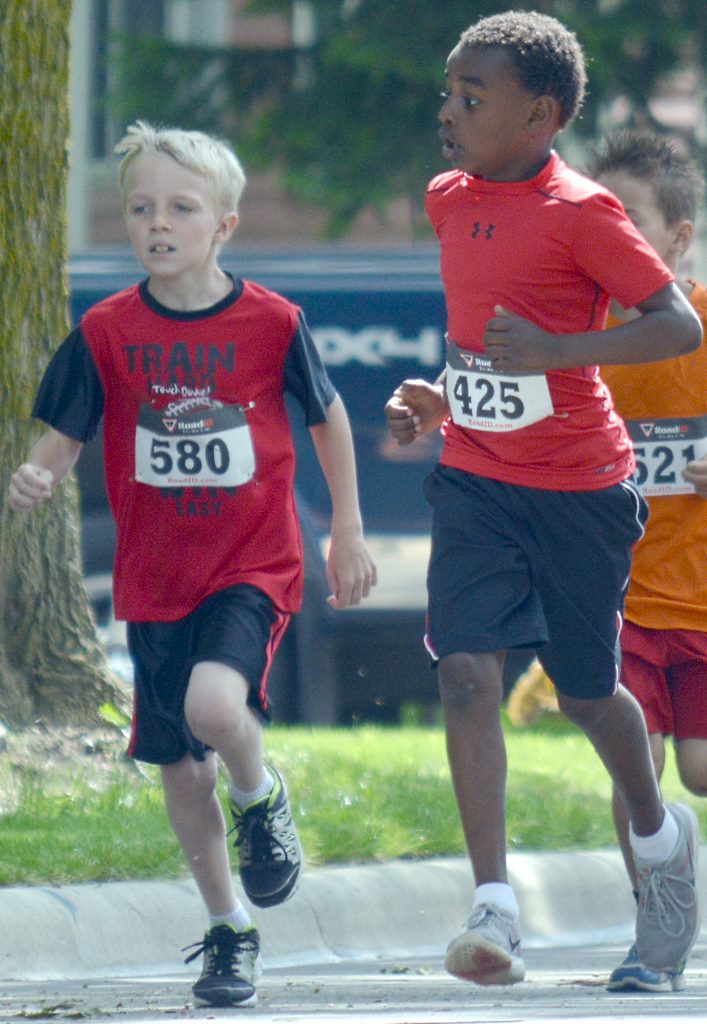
xmin=426 ymin=152 xmax=674 ymax=490
xmin=34 ymin=279 xmax=335 ymax=622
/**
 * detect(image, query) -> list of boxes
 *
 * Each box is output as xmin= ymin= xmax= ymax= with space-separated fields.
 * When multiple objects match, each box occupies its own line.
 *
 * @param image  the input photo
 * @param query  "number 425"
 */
xmin=453 ymin=375 xmax=524 ymax=420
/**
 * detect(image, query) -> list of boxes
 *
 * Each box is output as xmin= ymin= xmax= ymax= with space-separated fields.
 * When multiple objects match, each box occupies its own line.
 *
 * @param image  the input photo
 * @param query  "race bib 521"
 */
xmin=628 ymin=415 xmax=707 ymax=496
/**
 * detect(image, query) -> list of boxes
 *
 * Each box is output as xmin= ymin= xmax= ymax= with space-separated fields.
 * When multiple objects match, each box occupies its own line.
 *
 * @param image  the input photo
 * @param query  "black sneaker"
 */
xmin=184 ymin=923 xmax=261 ymax=1007
xmin=229 ymin=761 xmax=303 ymax=908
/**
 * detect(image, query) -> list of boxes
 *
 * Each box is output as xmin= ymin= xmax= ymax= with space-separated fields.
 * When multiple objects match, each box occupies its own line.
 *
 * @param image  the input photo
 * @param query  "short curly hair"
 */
xmin=589 ymin=130 xmax=705 ymax=226
xmin=459 ymin=10 xmax=586 ymax=129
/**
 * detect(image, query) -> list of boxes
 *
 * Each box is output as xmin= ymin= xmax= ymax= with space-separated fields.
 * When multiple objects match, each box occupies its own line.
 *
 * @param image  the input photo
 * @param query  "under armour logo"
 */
xmin=471 ymin=221 xmax=495 ymax=240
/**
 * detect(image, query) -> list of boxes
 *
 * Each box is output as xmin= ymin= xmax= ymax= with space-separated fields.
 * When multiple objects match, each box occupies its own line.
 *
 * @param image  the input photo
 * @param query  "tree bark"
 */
xmin=0 ymin=0 xmax=123 ymax=727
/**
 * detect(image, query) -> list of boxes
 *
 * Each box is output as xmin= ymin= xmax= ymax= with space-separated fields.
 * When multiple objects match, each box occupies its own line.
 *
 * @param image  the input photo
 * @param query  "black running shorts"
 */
xmin=126 ymin=584 xmax=289 ymax=764
xmin=423 ymin=465 xmax=648 ymax=699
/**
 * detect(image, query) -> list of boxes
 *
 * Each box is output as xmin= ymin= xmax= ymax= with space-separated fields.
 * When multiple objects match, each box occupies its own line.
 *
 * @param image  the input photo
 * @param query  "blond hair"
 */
xmin=115 ymin=121 xmax=246 ymax=214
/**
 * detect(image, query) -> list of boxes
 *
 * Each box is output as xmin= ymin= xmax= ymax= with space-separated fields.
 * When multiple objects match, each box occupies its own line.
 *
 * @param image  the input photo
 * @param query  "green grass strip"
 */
xmin=0 ymin=721 xmax=703 ymax=886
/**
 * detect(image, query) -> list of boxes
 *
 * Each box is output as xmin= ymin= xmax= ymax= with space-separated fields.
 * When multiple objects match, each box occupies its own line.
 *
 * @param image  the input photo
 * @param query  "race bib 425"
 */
xmin=445 ymin=339 xmax=553 ymax=432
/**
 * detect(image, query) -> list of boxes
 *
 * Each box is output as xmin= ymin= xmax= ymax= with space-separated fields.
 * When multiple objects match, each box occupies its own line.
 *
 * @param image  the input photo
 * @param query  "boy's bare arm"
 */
xmin=309 ymin=394 xmax=377 ymax=609
xmin=8 ymin=428 xmax=84 ymax=511
xmin=483 ymin=282 xmax=702 ymax=373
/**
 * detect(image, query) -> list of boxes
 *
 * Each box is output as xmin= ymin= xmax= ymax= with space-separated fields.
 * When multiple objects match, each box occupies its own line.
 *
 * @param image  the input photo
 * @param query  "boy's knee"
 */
xmin=556 ymin=691 xmax=604 ymax=727
xmin=162 ymin=752 xmax=217 ymax=799
xmin=184 ymin=661 xmax=251 ymax=743
xmin=558 ymin=685 xmax=636 ymax=729
xmin=683 ymin=779 xmax=707 ymax=798
xmin=676 ymin=739 xmax=707 ymax=796
xmin=186 ymin=701 xmax=243 ymax=748
xmin=437 ymin=651 xmax=503 ymax=710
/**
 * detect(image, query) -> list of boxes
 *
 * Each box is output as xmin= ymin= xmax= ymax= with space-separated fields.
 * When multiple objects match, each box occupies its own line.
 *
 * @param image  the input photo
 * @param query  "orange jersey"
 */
xmin=601 ymin=282 xmax=707 ymax=631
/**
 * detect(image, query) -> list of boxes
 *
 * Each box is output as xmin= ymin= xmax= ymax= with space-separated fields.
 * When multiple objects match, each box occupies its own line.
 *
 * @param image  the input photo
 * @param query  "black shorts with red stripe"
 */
xmin=126 ymin=584 xmax=289 ymax=764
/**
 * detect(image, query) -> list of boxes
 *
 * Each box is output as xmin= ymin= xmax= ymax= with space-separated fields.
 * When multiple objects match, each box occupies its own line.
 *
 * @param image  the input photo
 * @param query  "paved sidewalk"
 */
xmin=2 ymin=847 xmax=705 ymax=981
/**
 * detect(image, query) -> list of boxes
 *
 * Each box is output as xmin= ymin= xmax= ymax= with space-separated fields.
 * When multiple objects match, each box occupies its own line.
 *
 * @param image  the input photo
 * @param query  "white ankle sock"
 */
xmin=473 ymin=883 xmax=519 ymax=919
xmin=629 ymin=806 xmax=680 ymax=865
xmin=210 ymin=904 xmax=252 ymax=931
xmin=230 ymin=768 xmax=274 ymax=810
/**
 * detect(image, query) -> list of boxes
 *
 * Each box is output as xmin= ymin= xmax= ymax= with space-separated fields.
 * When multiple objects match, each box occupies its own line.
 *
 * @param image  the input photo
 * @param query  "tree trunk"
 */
xmin=0 ymin=0 xmax=124 ymax=727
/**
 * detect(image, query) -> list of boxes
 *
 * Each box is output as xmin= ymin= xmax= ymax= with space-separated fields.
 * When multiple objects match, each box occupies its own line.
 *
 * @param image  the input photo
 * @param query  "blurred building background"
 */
xmin=68 ymin=0 xmax=422 ymax=251
xmin=68 ymin=0 xmax=706 ymax=273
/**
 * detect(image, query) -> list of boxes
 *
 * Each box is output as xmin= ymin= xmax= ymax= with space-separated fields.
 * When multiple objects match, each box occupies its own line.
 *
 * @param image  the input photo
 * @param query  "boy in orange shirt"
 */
xmin=593 ymin=130 xmax=706 ymax=993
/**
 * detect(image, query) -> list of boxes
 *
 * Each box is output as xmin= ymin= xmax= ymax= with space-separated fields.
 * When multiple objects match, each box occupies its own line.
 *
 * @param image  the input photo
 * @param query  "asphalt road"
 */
xmin=3 ymin=850 xmax=705 ymax=1023
xmin=3 ymin=940 xmax=706 ymax=1023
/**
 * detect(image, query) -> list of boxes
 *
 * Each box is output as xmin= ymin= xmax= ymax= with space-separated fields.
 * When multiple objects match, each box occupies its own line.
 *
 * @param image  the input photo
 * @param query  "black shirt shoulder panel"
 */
xmin=283 ymin=311 xmax=336 ymax=426
xmin=32 ymin=326 xmax=105 ymax=441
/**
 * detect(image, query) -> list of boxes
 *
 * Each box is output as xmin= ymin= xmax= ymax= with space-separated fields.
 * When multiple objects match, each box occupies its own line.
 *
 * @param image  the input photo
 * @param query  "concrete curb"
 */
xmin=2 ymin=848 xmax=705 ymax=980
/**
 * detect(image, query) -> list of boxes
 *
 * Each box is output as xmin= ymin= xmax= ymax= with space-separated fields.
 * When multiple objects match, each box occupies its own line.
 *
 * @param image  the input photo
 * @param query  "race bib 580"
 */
xmin=135 ymin=400 xmax=255 ymax=488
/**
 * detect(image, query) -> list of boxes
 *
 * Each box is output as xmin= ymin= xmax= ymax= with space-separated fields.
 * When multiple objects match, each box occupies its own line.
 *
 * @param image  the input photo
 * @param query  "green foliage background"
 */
xmin=109 ymin=1 xmax=706 ymax=237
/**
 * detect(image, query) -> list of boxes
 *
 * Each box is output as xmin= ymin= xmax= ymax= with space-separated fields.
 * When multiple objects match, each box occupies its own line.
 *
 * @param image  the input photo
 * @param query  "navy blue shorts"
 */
xmin=423 ymin=465 xmax=648 ymax=699
xmin=126 ymin=584 xmax=290 ymax=765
